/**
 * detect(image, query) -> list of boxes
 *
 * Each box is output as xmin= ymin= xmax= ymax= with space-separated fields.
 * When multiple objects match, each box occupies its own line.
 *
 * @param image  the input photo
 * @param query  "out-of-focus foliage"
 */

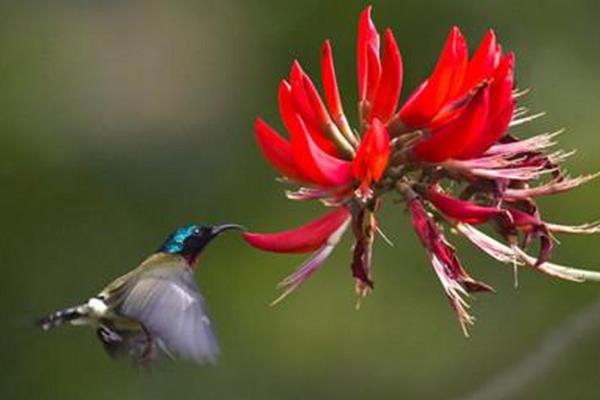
xmin=1 ymin=1 xmax=599 ymax=399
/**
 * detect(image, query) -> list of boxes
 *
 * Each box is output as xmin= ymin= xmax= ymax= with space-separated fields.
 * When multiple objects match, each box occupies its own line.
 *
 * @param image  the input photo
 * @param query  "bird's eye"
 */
xmin=193 ymin=228 xmax=202 ymax=236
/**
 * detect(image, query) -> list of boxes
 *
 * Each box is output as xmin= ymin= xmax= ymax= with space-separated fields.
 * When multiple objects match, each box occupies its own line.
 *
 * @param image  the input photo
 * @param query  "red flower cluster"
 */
xmin=244 ymin=6 xmax=600 ymax=334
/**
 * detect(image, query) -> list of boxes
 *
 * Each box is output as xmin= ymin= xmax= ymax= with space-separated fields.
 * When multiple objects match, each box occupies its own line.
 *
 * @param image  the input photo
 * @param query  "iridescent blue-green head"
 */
xmin=159 ymin=224 xmax=243 ymax=264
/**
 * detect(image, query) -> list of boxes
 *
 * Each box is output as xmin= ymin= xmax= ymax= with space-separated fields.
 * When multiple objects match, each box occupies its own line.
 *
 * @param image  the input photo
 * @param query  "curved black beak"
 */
xmin=209 ymin=224 xmax=245 ymax=237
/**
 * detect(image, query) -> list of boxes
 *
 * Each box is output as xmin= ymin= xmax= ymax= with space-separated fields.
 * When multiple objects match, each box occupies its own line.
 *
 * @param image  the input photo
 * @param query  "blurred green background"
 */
xmin=2 ymin=0 xmax=600 ymax=399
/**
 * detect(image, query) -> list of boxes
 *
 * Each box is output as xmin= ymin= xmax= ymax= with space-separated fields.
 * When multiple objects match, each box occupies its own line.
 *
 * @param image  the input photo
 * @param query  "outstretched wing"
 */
xmin=117 ymin=265 xmax=219 ymax=363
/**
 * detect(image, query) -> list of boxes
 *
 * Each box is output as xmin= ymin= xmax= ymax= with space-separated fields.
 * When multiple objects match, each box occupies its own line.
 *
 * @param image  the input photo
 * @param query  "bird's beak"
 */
xmin=210 ymin=224 xmax=245 ymax=237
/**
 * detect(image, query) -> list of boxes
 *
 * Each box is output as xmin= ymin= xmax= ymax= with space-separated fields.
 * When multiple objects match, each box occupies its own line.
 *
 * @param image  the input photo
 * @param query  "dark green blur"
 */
xmin=1 ymin=1 xmax=600 ymax=399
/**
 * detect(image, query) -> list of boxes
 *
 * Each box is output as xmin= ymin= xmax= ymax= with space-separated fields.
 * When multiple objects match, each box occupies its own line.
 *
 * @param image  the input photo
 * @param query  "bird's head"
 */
xmin=159 ymin=224 xmax=243 ymax=266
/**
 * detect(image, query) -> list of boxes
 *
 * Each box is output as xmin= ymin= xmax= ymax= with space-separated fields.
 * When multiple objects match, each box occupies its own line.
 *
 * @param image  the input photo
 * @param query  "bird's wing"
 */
xmin=117 ymin=265 xmax=219 ymax=363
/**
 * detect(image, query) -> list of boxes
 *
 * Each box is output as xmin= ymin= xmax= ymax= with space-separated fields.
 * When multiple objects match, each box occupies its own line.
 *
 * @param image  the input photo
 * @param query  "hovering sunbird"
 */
xmin=38 ymin=224 xmax=242 ymax=364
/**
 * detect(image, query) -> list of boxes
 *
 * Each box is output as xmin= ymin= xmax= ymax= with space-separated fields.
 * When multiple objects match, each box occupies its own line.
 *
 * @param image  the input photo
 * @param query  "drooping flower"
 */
xmin=244 ymin=5 xmax=600 ymax=335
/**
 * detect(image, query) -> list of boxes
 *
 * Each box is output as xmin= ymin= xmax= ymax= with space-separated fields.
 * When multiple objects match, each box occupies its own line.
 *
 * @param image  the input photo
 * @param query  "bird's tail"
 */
xmin=37 ymin=304 xmax=87 ymax=331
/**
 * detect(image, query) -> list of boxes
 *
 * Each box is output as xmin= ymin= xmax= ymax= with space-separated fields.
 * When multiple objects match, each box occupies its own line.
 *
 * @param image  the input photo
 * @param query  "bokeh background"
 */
xmin=2 ymin=1 xmax=600 ymax=399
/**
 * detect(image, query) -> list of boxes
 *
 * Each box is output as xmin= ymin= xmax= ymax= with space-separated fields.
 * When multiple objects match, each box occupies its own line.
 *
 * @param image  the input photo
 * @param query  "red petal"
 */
xmin=357 ymin=6 xmax=380 ymax=102
xmin=506 ymin=209 xmax=542 ymax=231
xmin=427 ymin=186 xmax=503 ymax=224
xmin=353 ymin=118 xmax=391 ymax=184
xmin=366 ymin=119 xmax=391 ymax=181
xmin=370 ymin=122 xmax=391 ymax=181
xmin=369 ymin=29 xmax=403 ymax=123
xmin=365 ymin=44 xmax=381 ymax=104
xmin=462 ymin=30 xmax=498 ymax=91
xmin=489 ymin=52 xmax=515 ymax=119
xmin=242 ymin=207 xmax=351 ymax=253
xmin=290 ymin=114 xmax=353 ymax=187
xmin=302 ymin=73 xmax=332 ymax=130
xmin=290 ymin=62 xmax=321 ymax=131
xmin=281 ymin=77 xmax=338 ymax=157
xmin=427 ymin=88 xmax=474 ymax=129
xmin=254 ymin=117 xmax=308 ymax=182
xmin=399 ymin=27 xmax=468 ymax=127
xmin=455 ymin=100 xmax=514 ymax=159
xmin=454 ymin=53 xmax=515 ymax=158
xmin=445 ymin=30 xmax=468 ymax=101
xmin=412 ymin=85 xmax=490 ymax=163
xmin=321 ymin=40 xmax=345 ymax=119
xmin=278 ymin=79 xmax=295 ymax=132
xmin=291 ymin=63 xmax=339 ymax=156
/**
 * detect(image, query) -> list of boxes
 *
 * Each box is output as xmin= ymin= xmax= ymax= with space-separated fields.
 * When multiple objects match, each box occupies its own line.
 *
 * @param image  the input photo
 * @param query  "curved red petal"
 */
xmin=397 ymin=79 xmax=427 ymax=122
xmin=455 ymin=100 xmax=514 ymax=159
xmin=286 ymin=113 xmax=328 ymax=185
xmin=370 ymin=29 xmax=403 ymax=123
xmin=427 ymin=187 xmax=502 ymax=224
xmin=353 ymin=118 xmax=391 ymax=184
xmin=367 ymin=118 xmax=391 ymax=181
xmin=290 ymin=61 xmax=319 ymax=129
xmin=242 ymin=206 xmax=351 ymax=253
xmin=399 ymin=26 xmax=468 ymax=127
xmin=453 ymin=53 xmax=515 ymax=159
xmin=357 ymin=5 xmax=380 ymax=102
xmin=254 ymin=117 xmax=308 ymax=182
xmin=507 ymin=209 xmax=542 ymax=230
xmin=291 ymin=62 xmax=339 ymax=156
xmin=412 ymin=85 xmax=490 ymax=163
xmin=303 ymin=73 xmax=332 ymax=129
xmin=445 ymin=29 xmax=469 ymax=101
xmin=489 ymin=52 xmax=515 ymax=119
xmin=281 ymin=76 xmax=338 ymax=157
xmin=365 ymin=44 xmax=382 ymax=104
xmin=321 ymin=40 xmax=345 ymax=119
xmin=462 ymin=29 xmax=497 ymax=91
xmin=290 ymin=114 xmax=353 ymax=187
xmin=278 ymin=79 xmax=295 ymax=134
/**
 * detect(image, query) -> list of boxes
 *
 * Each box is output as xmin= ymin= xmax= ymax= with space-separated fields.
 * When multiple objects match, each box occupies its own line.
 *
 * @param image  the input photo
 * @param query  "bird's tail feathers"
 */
xmin=37 ymin=305 xmax=87 ymax=331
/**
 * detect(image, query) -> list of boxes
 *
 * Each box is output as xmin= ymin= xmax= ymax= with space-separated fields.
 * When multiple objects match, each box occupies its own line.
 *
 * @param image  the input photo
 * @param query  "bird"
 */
xmin=37 ymin=223 xmax=243 ymax=365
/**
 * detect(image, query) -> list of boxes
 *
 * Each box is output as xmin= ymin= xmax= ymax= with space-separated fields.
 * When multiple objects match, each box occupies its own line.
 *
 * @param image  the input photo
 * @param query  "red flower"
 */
xmin=245 ymin=5 xmax=600 ymax=334
xmin=246 ymin=5 xmax=398 ymax=301
xmin=390 ymin=28 xmax=515 ymax=163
